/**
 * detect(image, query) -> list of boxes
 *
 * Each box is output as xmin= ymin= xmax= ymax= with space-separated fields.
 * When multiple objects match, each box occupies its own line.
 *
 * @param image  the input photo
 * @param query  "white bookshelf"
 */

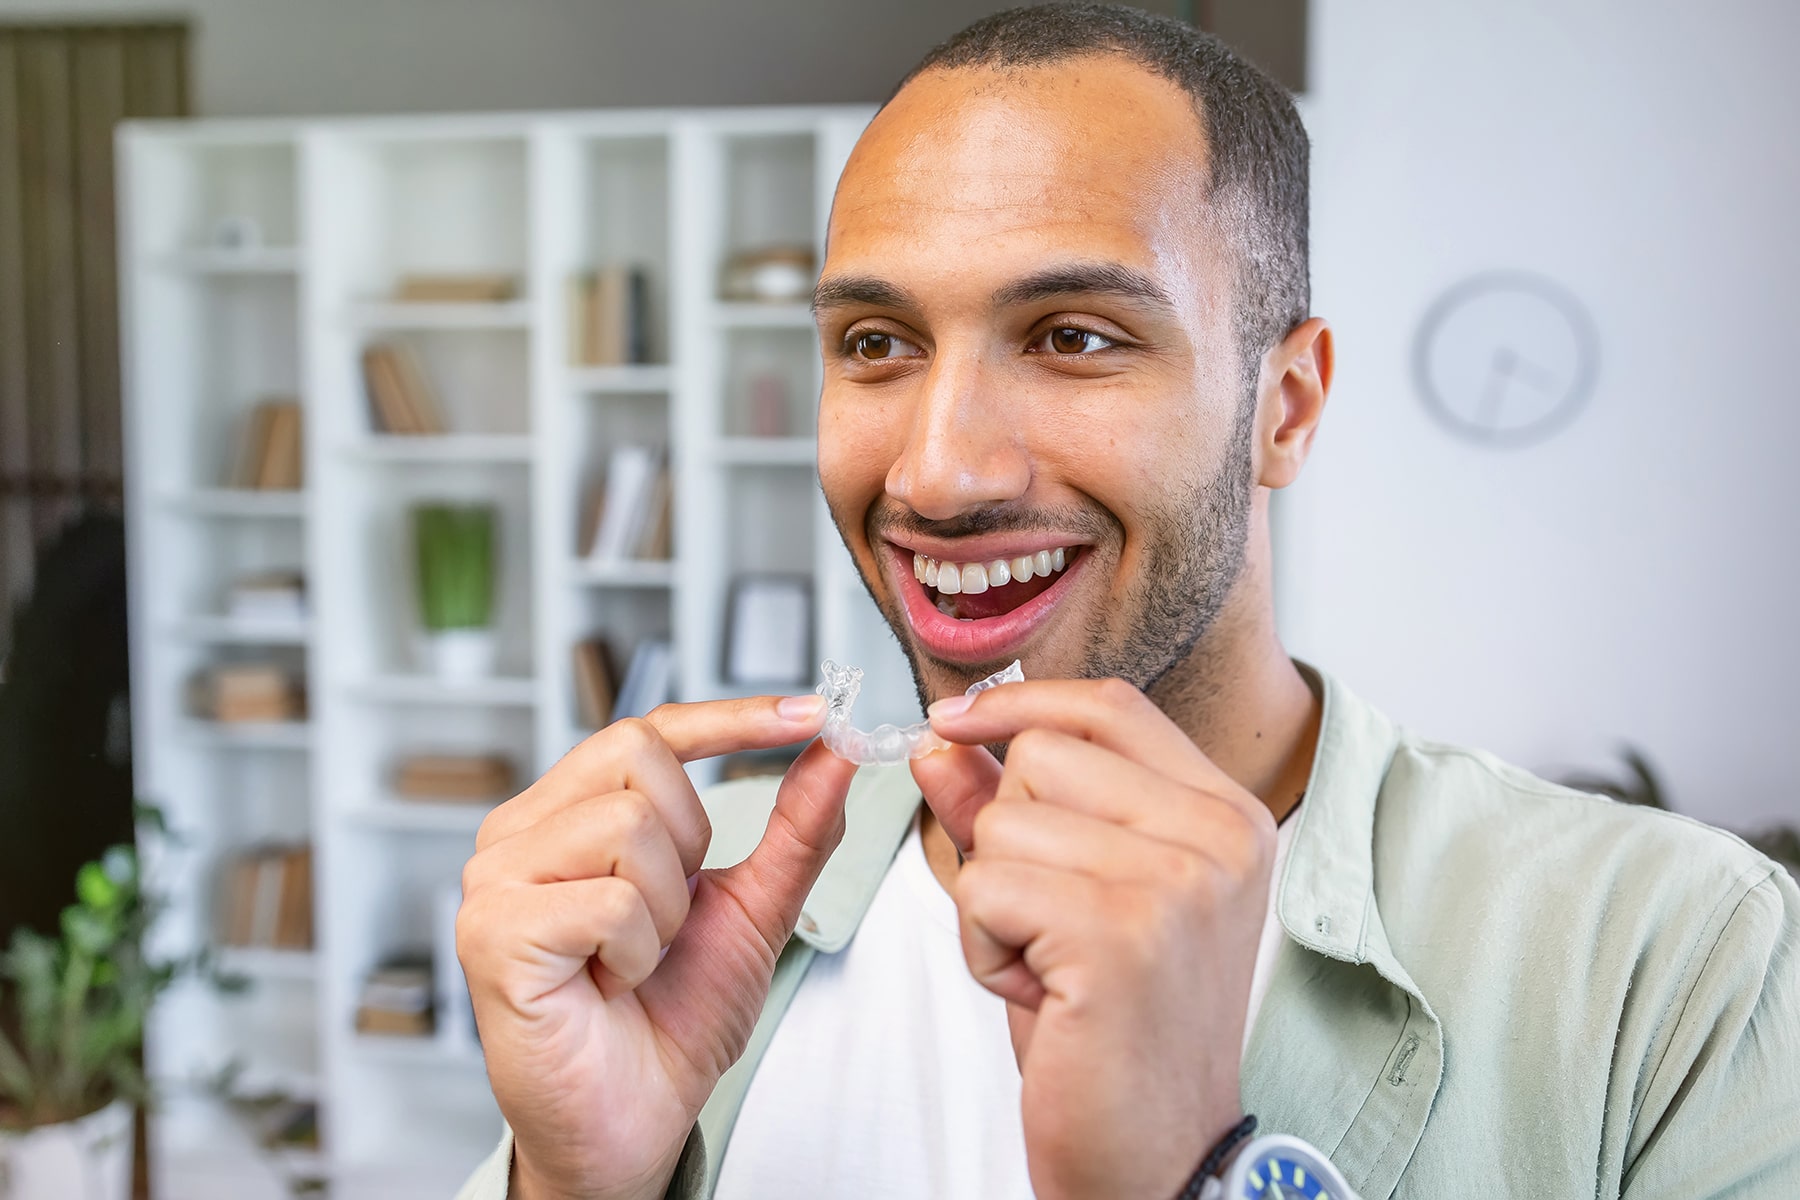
xmin=120 ymin=105 xmax=918 ymax=1195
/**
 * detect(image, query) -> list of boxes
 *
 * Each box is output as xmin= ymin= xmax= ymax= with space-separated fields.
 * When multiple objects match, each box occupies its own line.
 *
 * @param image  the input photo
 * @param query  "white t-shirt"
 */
xmin=714 ymin=810 xmax=1297 ymax=1200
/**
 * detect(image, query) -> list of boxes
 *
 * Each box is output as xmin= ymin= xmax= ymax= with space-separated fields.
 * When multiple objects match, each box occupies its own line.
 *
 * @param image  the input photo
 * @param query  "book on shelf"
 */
xmin=392 ymin=753 xmax=516 ymax=802
xmin=569 ymin=265 xmax=651 ymax=366
xmin=230 ymin=399 xmax=304 ymax=490
xmin=361 ymin=341 xmax=446 ymax=435
xmin=584 ymin=445 xmax=670 ymax=562
xmin=189 ymin=662 xmax=306 ymax=723
xmin=393 ymin=273 xmax=518 ymax=303
xmin=217 ymin=843 xmax=313 ymax=950
xmin=225 ymin=570 xmax=307 ymax=622
xmin=611 ymin=639 xmax=674 ymax=723
xmin=572 ymin=636 xmax=618 ymax=731
xmin=355 ymin=955 xmax=435 ymax=1038
xmin=724 ymin=575 xmax=812 ymax=686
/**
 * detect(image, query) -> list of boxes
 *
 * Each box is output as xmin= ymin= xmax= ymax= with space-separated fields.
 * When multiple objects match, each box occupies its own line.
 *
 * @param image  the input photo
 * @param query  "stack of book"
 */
xmin=230 ymin=400 xmax=303 ymax=490
xmin=355 ymin=956 xmax=434 ymax=1038
xmin=225 ymin=570 xmax=306 ymax=623
xmin=393 ymin=273 xmax=517 ymax=303
xmin=392 ymin=753 xmax=516 ymax=803
xmin=361 ymin=342 xmax=447 ymax=434
xmin=217 ymin=844 xmax=313 ymax=950
xmin=190 ymin=663 xmax=306 ymax=723
xmin=568 ymin=265 xmax=651 ymax=365
xmin=581 ymin=443 xmax=673 ymax=562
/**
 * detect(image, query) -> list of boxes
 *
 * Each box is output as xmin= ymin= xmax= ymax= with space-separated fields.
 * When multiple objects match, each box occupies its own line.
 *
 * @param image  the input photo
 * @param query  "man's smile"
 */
xmin=883 ymin=534 xmax=1089 ymax=666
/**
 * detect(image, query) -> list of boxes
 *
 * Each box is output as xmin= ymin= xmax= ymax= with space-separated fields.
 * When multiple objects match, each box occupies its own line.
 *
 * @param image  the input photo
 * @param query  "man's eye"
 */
xmin=1036 ymin=327 xmax=1114 ymax=355
xmin=851 ymin=331 xmax=918 ymax=361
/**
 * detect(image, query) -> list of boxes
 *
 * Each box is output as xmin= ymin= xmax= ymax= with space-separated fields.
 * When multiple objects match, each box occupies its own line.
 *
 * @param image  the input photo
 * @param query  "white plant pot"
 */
xmin=420 ymin=628 xmax=498 ymax=682
xmin=0 ymin=1100 xmax=133 ymax=1200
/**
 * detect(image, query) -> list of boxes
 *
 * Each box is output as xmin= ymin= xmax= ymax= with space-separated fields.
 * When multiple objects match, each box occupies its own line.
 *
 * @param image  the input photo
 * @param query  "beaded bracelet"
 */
xmin=1175 ymin=1113 xmax=1258 ymax=1200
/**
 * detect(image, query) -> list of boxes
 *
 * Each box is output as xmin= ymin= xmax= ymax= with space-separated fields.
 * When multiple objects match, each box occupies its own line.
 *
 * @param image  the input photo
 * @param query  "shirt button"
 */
xmin=798 ymin=912 xmax=819 ymax=934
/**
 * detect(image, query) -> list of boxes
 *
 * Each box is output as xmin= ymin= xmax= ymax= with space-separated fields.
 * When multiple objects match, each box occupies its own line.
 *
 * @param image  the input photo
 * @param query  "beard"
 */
xmin=835 ymin=396 xmax=1258 ymax=723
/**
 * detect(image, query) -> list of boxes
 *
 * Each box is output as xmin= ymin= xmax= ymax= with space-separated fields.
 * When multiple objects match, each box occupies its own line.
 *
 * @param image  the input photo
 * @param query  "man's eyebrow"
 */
xmin=990 ymin=262 xmax=1177 ymax=313
xmin=812 ymin=275 xmax=916 ymax=314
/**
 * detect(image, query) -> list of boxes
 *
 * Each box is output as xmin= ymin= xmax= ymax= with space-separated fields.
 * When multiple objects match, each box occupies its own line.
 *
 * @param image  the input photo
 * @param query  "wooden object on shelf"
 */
xmin=218 ymin=844 xmax=313 ymax=949
xmin=393 ymin=753 xmax=516 ymax=801
xmin=195 ymin=662 xmax=306 ymax=723
xmin=230 ymin=399 xmax=304 ymax=489
xmin=570 ymin=265 xmax=650 ymax=365
xmin=393 ymin=273 xmax=518 ymax=303
xmin=361 ymin=342 xmax=446 ymax=434
xmin=572 ymin=637 xmax=618 ymax=731
xmin=719 ymin=245 xmax=815 ymax=302
xmin=355 ymin=957 xmax=435 ymax=1037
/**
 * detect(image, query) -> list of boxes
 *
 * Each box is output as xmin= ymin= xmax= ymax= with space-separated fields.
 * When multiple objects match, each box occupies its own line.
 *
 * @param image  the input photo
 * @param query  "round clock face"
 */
xmin=1412 ymin=271 xmax=1599 ymax=448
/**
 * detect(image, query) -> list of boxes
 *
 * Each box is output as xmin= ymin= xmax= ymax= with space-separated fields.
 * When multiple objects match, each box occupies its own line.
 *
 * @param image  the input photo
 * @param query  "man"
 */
xmin=457 ymin=5 xmax=1800 ymax=1198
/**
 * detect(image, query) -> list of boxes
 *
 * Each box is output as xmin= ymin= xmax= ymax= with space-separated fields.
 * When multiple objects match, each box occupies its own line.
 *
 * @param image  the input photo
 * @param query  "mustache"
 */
xmin=867 ymin=498 xmax=1119 ymax=544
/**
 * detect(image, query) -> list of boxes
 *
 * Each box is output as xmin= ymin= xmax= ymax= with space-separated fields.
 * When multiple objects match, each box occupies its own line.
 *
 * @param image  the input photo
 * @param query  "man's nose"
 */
xmin=884 ymin=349 xmax=1030 ymax=521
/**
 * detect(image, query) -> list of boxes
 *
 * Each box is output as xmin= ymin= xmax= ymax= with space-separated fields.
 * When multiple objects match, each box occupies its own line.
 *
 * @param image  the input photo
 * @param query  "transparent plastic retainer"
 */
xmin=817 ymin=658 xmax=1024 ymax=766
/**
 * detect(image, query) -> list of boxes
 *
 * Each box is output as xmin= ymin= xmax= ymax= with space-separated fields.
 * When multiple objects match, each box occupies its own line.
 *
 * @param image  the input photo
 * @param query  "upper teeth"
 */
xmin=912 ymin=547 xmax=1070 ymax=595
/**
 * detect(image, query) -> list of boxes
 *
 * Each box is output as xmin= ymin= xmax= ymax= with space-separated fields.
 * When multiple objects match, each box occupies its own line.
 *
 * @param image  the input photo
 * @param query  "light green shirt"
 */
xmin=458 ymin=668 xmax=1800 ymax=1198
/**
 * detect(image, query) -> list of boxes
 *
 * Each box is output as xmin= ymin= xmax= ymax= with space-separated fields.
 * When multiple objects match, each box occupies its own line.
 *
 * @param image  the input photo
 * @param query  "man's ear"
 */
xmin=1252 ymin=317 xmax=1334 ymax=490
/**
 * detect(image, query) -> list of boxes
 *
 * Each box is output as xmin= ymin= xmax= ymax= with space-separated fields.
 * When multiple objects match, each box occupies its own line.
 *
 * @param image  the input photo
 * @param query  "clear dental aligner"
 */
xmin=817 ymin=658 xmax=1024 ymax=765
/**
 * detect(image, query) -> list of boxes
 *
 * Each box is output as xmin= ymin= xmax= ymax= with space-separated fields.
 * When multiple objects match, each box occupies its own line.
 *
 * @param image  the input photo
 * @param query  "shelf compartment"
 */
xmin=344 ymin=435 xmax=534 ymax=464
xmin=345 ymin=798 xmax=497 ymax=835
xmin=350 ymin=1033 xmax=485 ymax=1070
xmin=566 ymin=364 xmax=674 ymax=393
xmin=351 ymin=300 xmax=531 ymax=330
xmin=347 ymin=675 xmax=538 ymax=707
xmin=569 ymin=558 xmax=676 ymax=588
xmin=168 ymin=615 xmax=311 ymax=645
xmin=152 ymin=246 xmax=302 ymax=274
xmin=215 ymin=946 xmax=319 ymax=983
xmin=162 ymin=489 xmax=307 ymax=519
xmin=714 ymin=437 xmax=815 ymax=467
xmin=178 ymin=719 xmax=313 ymax=751
xmin=713 ymin=301 xmax=814 ymax=330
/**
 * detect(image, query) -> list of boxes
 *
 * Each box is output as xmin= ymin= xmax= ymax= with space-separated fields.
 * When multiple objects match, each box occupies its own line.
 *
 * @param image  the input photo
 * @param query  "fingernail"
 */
xmin=777 ymin=693 xmax=826 ymax=721
xmin=687 ymin=873 xmax=700 ymax=898
xmin=928 ymin=694 xmax=973 ymax=720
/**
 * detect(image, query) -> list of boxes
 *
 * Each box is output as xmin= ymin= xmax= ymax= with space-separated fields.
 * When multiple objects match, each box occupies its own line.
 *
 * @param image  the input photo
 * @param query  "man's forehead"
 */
xmin=829 ymin=57 xmax=1211 ymax=270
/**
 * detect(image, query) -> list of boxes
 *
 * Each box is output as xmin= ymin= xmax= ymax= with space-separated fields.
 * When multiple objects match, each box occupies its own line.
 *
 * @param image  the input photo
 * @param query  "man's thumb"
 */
xmin=722 ymin=739 xmax=857 ymax=950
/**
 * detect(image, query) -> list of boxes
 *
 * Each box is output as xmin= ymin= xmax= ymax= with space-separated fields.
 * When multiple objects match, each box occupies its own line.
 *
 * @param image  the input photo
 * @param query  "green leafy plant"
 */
xmin=0 ymin=841 xmax=169 ymax=1129
xmin=413 ymin=504 xmax=496 ymax=632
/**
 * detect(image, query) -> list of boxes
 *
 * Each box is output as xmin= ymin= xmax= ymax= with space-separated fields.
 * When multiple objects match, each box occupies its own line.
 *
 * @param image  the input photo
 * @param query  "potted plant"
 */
xmin=412 ymin=502 xmax=498 ymax=681
xmin=0 ymin=840 xmax=168 ymax=1200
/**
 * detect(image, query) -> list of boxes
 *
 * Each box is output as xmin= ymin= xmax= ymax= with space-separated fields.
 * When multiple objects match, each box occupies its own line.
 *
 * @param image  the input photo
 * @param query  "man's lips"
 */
xmin=884 ymin=539 xmax=1088 ymax=665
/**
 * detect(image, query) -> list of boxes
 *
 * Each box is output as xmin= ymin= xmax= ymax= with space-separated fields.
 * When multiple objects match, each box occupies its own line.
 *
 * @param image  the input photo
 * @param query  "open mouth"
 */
xmin=912 ymin=546 xmax=1077 ymax=620
xmin=888 ymin=539 xmax=1087 ymax=664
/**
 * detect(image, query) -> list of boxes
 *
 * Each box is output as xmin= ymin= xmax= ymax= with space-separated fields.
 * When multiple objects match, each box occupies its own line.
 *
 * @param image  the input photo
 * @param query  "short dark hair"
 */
xmin=892 ymin=2 xmax=1310 ymax=385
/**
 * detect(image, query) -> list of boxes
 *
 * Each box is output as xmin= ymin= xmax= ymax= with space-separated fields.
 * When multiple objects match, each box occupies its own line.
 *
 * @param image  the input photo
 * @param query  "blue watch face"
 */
xmin=1241 ymin=1153 xmax=1330 ymax=1199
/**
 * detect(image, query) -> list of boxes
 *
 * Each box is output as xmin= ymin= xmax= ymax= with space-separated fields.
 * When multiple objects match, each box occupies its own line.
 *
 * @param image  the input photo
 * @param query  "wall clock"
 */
xmin=1412 ymin=271 xmax=1599 ymax=448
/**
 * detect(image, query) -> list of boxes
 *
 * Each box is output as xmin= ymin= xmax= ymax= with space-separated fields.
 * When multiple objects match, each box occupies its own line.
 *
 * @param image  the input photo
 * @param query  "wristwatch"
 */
xmin=1200 ymin=1133 xmax=1355 ymax=1199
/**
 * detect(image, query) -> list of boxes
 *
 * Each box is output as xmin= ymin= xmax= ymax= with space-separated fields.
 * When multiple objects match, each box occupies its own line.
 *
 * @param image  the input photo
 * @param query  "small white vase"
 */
xmin=420 ymin=628 xmax=498 ymax=682
xmin=0 ymin=1099 xmax=133 ymax=1200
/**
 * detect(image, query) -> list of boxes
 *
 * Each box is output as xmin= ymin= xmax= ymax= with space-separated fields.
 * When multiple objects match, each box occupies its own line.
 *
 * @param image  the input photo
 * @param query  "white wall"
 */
xmin=0 ymin=0 xmax=1105 ymax=114
xmin=1287 ymin=0 xmax=1800 ymax=829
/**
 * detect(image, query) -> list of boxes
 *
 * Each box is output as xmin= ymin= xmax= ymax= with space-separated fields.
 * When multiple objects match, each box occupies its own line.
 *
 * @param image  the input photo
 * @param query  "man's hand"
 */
xmin=913 ymin=678 xmax=1277 ymax=1200
xmin=457 ymin=695 xmax=856 ymax=1200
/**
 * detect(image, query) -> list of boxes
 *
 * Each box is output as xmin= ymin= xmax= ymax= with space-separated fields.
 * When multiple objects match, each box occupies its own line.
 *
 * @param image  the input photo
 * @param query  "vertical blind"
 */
xmin=0 ymin=22 xmax=188 ymax=662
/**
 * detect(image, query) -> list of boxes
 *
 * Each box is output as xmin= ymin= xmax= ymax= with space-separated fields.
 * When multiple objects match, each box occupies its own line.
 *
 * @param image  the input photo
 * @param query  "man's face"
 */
xmin=816 ymin=57 xmax=1255 ymax=709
